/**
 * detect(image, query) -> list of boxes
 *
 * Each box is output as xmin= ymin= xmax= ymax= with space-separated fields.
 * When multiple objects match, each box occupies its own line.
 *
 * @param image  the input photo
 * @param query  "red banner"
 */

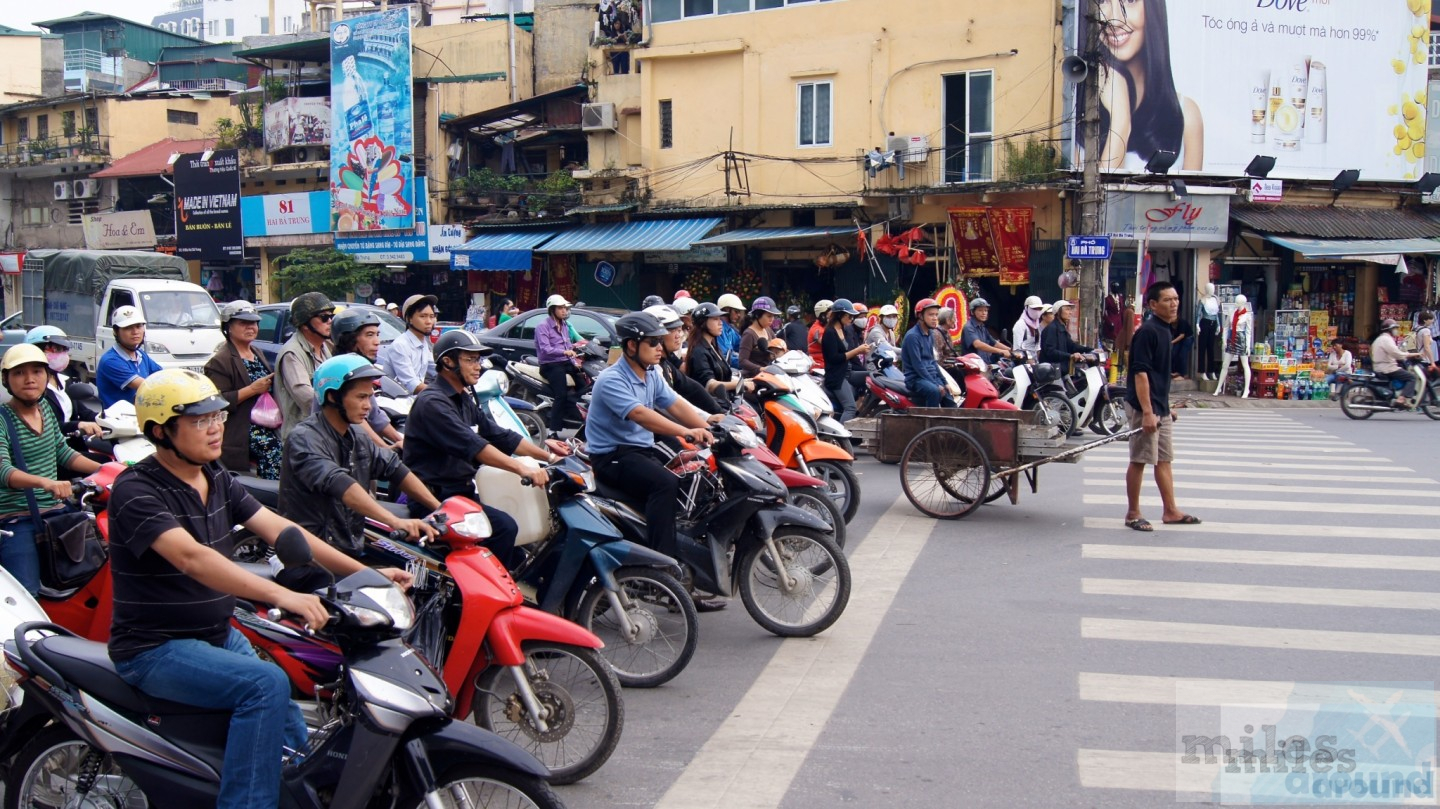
xmin=991 ymin=207 xmax=1034 ymax=286
xmin=548 ymin=255 xmax=579 ymax=303
xmin=947 ymin=207 xmax=1000 ymax=277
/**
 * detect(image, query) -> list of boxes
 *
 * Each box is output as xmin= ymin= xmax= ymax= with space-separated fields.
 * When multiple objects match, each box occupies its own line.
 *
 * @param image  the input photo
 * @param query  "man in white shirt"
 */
xmin=1370 ymin=319 xmax=1420 ymax=407
xmin=378 ymin=294 xmax=437 ymax=395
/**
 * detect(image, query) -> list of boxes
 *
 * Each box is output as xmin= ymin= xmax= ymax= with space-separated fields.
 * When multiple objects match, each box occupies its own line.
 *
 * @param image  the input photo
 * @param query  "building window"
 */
xmin=226 ymin=18 xmax=235 ymax=36
xmin=167 ymin=109 xmax=200 ymax=125
xmin=653 ymin=0 xmax=836 ymax=22
xmin=260 ymin=17 xmax=269 ymax=34
xmin=36 ymin=115 xmax=48 ymax=140
xmin=61 ymin=110 xmax=76 ymax=137
xmin=797 ymin=81 xmax=832 ymax=147
xmin=659 ymin=100 xmax=673 ymax=149
xmin=16 ymin=118 xmax=28 ymax=141
xmin=944 ymin=70 xmax=993 ymax=182
xmin=84 ymin=108 xmax=98 ymax=134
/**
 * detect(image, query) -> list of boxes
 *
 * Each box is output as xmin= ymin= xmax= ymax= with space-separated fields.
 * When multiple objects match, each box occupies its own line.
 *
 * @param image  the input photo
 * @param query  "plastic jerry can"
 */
xmin=476 ymin=457 xmax=552 ymax=546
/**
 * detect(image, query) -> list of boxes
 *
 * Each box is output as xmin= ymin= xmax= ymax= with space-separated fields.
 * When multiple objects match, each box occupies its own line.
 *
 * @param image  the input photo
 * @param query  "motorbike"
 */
xmin=748 ymin=369 xmax=862 ymax=523
xmin=857 ymin=343 xmax=915 ymax=418
xmin=0 ymin=529 xmax=565 ymax=809
xmin=58 ymin=383 xmax=156 ymax=465
xmin=993 ymin=351 xmax=1076 ymax=431
xmin=1338 ymin=359 xmax=1440 ymax=420
xmin=1032 ymin=349 xmax=1125 ymax=436
xmin=726 ymin=398 xmax=848 ymax=541
xmin=376 ymin=368 xmax=544 ymax=440
xmin=950 ymin=354 xmax=1019 ymax=411
xmin=475 ymin=361 xmax=548 ymax=441
xmin=587 ymin=417 xmax=851 ymax=638
xmin=503 ymin=340 xmax=608 ymax=431
xmin=768 ymin=351 xmax=855 ymax=448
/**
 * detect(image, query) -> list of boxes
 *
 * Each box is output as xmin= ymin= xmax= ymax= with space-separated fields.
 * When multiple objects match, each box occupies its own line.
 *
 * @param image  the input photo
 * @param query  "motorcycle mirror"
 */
xmin=275 ymin=526 xmax=313 ymax=567
xmin=376 ymin=376 xmax=407 ymax=398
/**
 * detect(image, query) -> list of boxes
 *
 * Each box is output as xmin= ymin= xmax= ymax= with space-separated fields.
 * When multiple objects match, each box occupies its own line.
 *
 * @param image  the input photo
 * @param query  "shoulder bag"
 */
xmin=1 ymin=409 xmax=106 ymax=591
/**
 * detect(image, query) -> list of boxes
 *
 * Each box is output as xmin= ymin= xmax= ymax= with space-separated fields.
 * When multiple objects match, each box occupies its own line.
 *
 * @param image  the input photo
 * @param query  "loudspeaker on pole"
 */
xmin=1062 ymin=56 xmax=1089 ymax=84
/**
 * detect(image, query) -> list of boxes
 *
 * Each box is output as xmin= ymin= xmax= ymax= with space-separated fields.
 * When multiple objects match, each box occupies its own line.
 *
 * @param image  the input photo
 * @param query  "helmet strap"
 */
xmin=152 ymin=424 xmax=205 ymax=468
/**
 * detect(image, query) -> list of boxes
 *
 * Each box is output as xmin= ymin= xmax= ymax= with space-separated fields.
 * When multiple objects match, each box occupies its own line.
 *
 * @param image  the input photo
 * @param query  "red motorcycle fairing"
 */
xmin=449 ymin=606 xmax=606 ymax=719
xmin=743 ymin=447 xmax=826 ymax=488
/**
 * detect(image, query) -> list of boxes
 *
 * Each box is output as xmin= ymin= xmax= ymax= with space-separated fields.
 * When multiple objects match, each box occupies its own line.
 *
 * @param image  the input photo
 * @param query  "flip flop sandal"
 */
xmin=1125 ymin=518 xmax=1154 ymax=532
xmin=1163 ymin=515 xmax=1202 ymax=525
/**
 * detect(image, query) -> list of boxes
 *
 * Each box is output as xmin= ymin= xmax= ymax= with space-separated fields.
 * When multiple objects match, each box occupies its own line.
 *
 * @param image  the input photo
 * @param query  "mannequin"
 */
xmin=1213 ymin=293 xmax=1252 ymax=397
xmin=1102 ymin=282 xmax=1124 ymax=345
xmin=1197 ymin=282 xmax=1220 ymax=380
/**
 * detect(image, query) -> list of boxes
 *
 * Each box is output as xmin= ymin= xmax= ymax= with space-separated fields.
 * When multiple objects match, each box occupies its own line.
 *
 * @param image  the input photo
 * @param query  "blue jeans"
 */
xmin=114 ymin=627 xmax=307 ymax=809
xmin=909 ymin=378 xmax=942 ymax=408
xmin=826 ymin=379 xmax=857 ymax=423
xmin=0 ymin=517 xmax=41 ymax=595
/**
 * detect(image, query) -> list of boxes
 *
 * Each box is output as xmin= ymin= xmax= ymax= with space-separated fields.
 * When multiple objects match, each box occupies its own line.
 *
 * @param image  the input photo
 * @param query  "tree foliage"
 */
xmin=272 ymin=248 xmax=381 ymax=301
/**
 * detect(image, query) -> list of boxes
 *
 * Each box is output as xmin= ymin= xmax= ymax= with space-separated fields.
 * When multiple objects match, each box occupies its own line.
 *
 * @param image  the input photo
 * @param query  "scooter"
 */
xmin=587 ymin=418 xmax=851 ymax=638
xmin=950 ymin=354 xmax=1019 ymax=411
xmin=475 ymin=361 xmax=548 ymax=441
xmin=505 ymin=340 xmax=608 ymax=431
xmin=724 ymin=397 xmax=849 ymax=540
xmin=858 ymin=343 xmax=914 ymax=417
xmin=61 ymin=384 xmax=156 ymax=465
xmin=1035 ymin=349 xmax=1124 ymax=435
xmin=749 ymin=369 xmax=863 ymax=523
xmin=766 ymin=351 xmax=855 ymax=449
xmin=1338 ymin=359 xmax=1440 ymax=420
xmin=993 ymin=351 xmax=1075 ymax=431
xmin=0 ymin=530 xmax=564 ymax=809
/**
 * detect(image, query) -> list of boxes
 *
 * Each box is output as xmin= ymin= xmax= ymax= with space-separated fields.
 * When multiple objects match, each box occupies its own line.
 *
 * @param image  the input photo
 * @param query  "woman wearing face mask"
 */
xmin=866 ymin=304 xmax=901 ymax=350
xmin=23 ymin=326 xmax=102 ymax=440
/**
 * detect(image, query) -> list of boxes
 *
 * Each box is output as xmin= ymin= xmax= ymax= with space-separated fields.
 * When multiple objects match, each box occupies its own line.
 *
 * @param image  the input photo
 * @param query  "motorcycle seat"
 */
xmin=377 ymin=500 xmax=410 ymax=520
xmin=875 ymin=377 xmax=910 ymax=394
xmin=33 ymin=634 xmax=234 ymax=718
xmin=593 ymin=479 xmax=641 ymax=509
xmin=236 ymin=475 xmax=280 ymax=509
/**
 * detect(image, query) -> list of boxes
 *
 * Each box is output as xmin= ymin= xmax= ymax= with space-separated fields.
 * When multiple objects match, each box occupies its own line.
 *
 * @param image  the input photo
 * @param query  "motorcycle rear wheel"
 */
xmin=1339 ymin=384 xmax=1377 ymax=420
xmin=805 ymin=459 xmax=861 ymax=523
xmin=739 ymin=527 xmax=851 ymax=638
xmin=1421 ymin=386 xmax=1440 ymax=421
xmin=402 ymin=764 xmax=564 ymax=809
xmin=575 ymin=567 xmax=698 ymax=689
xmin=7 ymin=724 xmax=147 ymax=809
xmin=472 ymin=642 xmax=623 ymax=785
xmin=787 ymin=485 xmax=847 ymax=548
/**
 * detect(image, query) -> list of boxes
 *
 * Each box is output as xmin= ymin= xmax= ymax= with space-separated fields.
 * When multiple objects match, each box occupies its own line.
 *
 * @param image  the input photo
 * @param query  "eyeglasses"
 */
xmin=190 ymin=411 xmax=229 ymax=430
xmin=641 ymin=337 xmax=665 ymax=348
xmin=316 ymin=313 xmax=335 ymax=322
xmin=456 ymin=353 xmax=485 ymax=366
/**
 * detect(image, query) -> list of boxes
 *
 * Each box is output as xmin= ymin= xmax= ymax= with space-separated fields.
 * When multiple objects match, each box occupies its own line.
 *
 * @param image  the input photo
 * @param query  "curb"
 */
xmin=1174 ymin=395 xmax=1334 ymax=410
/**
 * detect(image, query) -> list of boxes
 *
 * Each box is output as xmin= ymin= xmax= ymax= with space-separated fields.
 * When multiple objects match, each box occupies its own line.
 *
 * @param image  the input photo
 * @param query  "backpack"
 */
xmin=1400 ymin=330 xmax=1419 ymax=352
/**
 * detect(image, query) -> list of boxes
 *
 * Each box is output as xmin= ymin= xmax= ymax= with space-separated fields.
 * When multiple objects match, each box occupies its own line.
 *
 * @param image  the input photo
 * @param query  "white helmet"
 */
xmin=643 ymin=304 xmax=683 ymax=331
xmin=671 ymin=297 xmax=699 ymax=316
xmin=716 ymin=292 xmax=744 ymax=312
xmin=545 ymin=294 xmax=572 ymax=309
xmin=879 ymin=304 xmax=899 ymax=317
xmin=814 ymin=299 xmax=834 ymax=317
xmin=1023 ymin=295 xmax=1044 ymax=310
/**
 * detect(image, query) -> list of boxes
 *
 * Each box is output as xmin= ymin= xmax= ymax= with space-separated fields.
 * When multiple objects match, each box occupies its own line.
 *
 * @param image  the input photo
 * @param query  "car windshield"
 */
xmin=139 ymin=291 xmax=222 ymax=328
xmin=363 ymin=307 xmax=406 ymax=342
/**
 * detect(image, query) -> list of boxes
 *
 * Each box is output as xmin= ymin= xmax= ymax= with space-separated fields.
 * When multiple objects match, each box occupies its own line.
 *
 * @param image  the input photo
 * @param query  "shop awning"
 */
xmin=1232 ymin=204 xmax=1440 ymax=239
xmin=535 ymin=218 xmax=723 ymax=253
xmin=450 ymin=229 xmax=562 ymax=271
xmin=1261 ymin=235 xmax=1440 ymax=257
xmin=692 ymin=226 xmax=856 ymax=246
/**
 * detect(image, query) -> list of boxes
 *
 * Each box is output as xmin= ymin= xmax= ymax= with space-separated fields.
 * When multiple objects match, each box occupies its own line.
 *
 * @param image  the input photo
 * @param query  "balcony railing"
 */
xmin=63 ymin=48 xmax=108 ymax=74
xmin=860 ymin=136 xmax=1068 ymax=194
xmin=0 ymin=135 xmax=111 ymax=167
xmin=1430 ymin=36 xmax=1440 ymax=68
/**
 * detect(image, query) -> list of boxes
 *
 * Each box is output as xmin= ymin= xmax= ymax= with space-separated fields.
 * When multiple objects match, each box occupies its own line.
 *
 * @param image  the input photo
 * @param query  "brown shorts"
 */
xmin=1127 ymin=405 xmax=1174 ymax=465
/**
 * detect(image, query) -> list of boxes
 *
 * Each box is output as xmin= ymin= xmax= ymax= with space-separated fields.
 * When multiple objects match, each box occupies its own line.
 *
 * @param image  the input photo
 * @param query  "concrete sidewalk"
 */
xmin=1174 ymin=393 xmax=1334 ymax=409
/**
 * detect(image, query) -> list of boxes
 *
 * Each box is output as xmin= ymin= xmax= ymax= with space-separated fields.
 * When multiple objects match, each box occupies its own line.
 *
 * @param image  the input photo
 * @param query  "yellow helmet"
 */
xmin=136 ymin=369 xmax=229 ymax=433
xmin=1 ymin=344 xmax=48 ymax=373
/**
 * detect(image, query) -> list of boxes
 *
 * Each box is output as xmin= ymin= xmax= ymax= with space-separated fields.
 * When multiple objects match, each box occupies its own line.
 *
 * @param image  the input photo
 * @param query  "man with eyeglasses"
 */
xmin=403 ymin=330 xmax=570 ymax=570
xmin=587 ymin=312 xmax=721 ymax=568
xmin=275 ymin=292 xmax=334 ymax=440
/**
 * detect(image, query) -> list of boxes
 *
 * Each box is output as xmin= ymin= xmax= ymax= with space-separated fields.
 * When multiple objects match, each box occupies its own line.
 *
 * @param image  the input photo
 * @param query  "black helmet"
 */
xmin=786 ymin=305 xmax=802 ymax=318
xmin=641 ymin=295 xmax=665 ymax=308
xmin=692 ymin=302 xmax=723 ymax=322
xmin=332 ymin=308 xmax=381 ymax=339
xmin=614 ymin=312 xmax=668 ymax=343
xmin=1033 ymin=362 xmax=1060 ymax=386
xmin=290 ymin=292 xmax=334 ymax=327
xmin=433 ymin=329 xmax=493 ymax=365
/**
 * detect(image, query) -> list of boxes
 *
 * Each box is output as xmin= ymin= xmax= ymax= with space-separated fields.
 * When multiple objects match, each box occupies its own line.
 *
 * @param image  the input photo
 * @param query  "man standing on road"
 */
xmin=1123 ymin=281 xmax=1200 ymax=532
xmin=97 ymin=306 xmax=164 ymax=409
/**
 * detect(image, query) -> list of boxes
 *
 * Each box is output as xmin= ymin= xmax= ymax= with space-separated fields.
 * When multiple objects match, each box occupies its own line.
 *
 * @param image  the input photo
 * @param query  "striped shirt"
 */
xmin=107 ymin=457 xmax=262 ymax=661
xmin=0 ymin=403 xmax=79 ymax=518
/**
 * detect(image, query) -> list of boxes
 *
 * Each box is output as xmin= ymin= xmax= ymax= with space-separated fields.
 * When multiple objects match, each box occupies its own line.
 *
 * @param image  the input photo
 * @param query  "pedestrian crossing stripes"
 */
xmin=1081 ymin=617 xmax=1440 ymax=656
xmin=1083 ymin=478 xmax=1439 ymax=499
xmin=1083 ymin=467 xmax=1433 ymax=484
xmin=1083 ymin=449 xmax=1372 ymax=461
xmin=1087 ymin=457 xmax=1413 ymax=471
xmin=1085 ymin=493 xmax=1440 ymax=516
xmin=1082 ymin=517 xmax=1440 ymax=541
xmin=1078 ymin=672 xmax=1440 ymax=708
xmin=1082 ymin=577 xmax=1440 ymax=610
xmin=1082 ymin=544 xmax=1440 ymax=571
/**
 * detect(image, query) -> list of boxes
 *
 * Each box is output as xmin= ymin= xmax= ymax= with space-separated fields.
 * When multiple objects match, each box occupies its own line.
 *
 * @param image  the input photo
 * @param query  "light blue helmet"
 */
xmin=313 ymin=354 xmax=384 ymax=407
xmin=25 ymin=325 xmax=71 ymax=349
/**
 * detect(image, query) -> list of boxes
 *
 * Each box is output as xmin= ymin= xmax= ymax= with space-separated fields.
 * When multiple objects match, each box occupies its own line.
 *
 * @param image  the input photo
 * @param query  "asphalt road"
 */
xmin=555 ymin=405 xmax=1440 ymax=808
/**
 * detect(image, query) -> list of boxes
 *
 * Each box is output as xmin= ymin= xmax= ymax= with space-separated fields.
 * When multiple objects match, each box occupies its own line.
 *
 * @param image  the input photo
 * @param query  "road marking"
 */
xmin=1083 ymin=478 xmax=1440 ymax=499
xmin=1078 ymin=672 xmax=1440 ymax=707
xmin=1082 ymin=577 xmax=1440 ymax=610
xmin=1084 ymin=449 xmax=1373 ymax=461
xmin=1082 ymin=516 xmax=1440 ymax=541
xmin=654 ymin=498 xmax=929 ymax=809
xmin=1080 ymin=456 xmax=1410 ymax=472
xmin=1081 ymin=617 xmax=1440 ymax=657
xmin=1083 ymin=543 xmax=1440 ymax=571
xmin=1077 ymin=749 xmax=1213 ymax=794
xmin=1082 ymin=467 xmax=1434 ymax=484
xmin=1084 ymin=493 xmax=1440 ymax=517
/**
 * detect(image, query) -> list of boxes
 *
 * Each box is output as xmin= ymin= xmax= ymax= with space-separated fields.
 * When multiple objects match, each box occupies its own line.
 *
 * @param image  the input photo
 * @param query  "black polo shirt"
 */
xmin=1126 ymin=315 xmax=1173 ymax=417
xmin=403 ymin=378 xmax=523 ymax=499
xmin=108 ymin=457 xmax=262 ymax=661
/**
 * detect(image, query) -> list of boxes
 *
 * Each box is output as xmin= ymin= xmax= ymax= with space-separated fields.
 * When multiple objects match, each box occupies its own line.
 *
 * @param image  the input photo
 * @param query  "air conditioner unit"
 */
xmin=73 ymin=179 xmax=100 ymax=198
xmin=53 ymin=181 xmax=72 ymax=201
xmin=886 ymin=134 xmax=930 ymax=164
xmin=581 ymin=102 xmax=617 ymax=132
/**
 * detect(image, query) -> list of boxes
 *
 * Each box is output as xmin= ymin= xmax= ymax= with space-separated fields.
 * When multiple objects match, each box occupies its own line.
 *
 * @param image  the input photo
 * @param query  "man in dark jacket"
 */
xmin=1039 ymin=300 xmax=1094 ymax=371
xmin=279 ymin=355 xmax=439 ymax=556
xmin=780 ymin=306 xmax=809 ymax=353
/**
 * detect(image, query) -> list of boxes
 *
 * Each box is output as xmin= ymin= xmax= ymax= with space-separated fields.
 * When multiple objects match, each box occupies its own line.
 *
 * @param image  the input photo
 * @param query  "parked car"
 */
xmin=476 ymin=306 xmax=624 ymax=364
xmin=252 ymin=302 xmax=407 ymax=366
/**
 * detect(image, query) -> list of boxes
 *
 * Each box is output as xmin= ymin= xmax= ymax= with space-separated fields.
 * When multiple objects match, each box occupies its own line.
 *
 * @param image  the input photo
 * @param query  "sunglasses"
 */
xmin=316 ymin=313 xmax=335 ymax=322
xmin=641 ymin=337 xmax=665 ymax=348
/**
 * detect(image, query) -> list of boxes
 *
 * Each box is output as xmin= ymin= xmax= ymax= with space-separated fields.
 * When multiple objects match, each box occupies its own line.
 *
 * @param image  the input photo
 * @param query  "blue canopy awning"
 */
xmin=692 ymin=226 xmax=856 ymax=246
xmin=1262 ymin=235 xmax=1440 ymax=258
xmin=535 ymin=218 xmax=723 ymax=253
xmin=450 ymin=230 xmax=561 ymax=271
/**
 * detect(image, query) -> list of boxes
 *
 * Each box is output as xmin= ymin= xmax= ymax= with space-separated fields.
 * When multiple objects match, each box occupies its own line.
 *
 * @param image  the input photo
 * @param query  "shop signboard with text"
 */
xmin=330 ymin=8 xmax=415 ymax=232
xmin=1075 ymin=0 xmax=1432 ymax=182
xmin=174 ymin=149 xmax=243 ymax=261
xmin=82 ymin=211 xmax=156 ymax=250
xmin=335 ymin=178 xmax=464 ymax=263
xmin=241 ymin=191 xmax=331 ymax=237
xmin=1104 ymin=192 xmax=1230 ymax=248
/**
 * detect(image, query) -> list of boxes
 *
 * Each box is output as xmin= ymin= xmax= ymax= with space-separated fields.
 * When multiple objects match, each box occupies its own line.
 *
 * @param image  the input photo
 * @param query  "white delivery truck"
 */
xmin=20 ymin=249 xmax=224 ymax=380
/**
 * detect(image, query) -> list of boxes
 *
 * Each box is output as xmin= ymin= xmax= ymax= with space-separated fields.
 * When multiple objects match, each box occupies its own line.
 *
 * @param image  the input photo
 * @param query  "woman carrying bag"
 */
xmin=204 ymin=300 xmax=281 ymax=479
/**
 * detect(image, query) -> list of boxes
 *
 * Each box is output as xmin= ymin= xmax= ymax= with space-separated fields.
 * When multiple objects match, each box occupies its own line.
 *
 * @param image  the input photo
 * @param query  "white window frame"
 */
xmin=652 ymin=0 xmax=840 ymax=23
xmin=945 ymin=69 xmax=994 ymax=183
xmin=796 ymin=80 xmax=832 ymax=149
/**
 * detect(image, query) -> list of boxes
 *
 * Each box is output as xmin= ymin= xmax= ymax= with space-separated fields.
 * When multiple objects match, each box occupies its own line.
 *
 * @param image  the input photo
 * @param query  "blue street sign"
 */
xmin=595 ymin=260 xmax=617 ymax=288
xmin=1067 ymin=235 xmax=1112 ymax=260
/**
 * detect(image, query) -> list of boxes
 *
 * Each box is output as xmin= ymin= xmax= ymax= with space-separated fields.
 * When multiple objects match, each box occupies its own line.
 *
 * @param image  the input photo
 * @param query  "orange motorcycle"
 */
xmin=750 ymin=370 xmax=861 ymax=522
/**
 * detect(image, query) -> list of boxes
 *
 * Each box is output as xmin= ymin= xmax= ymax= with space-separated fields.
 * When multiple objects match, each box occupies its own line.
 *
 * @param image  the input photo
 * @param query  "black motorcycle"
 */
xmin=0 ymin=529 xmax=564 ymax=809
xmin=1338 ymin=359 xmax=1440 ymax=420
xmin=587 ymin=418 xmax=852 ymax=638
xmin=503 ymin=340 xmax=608 ymax=431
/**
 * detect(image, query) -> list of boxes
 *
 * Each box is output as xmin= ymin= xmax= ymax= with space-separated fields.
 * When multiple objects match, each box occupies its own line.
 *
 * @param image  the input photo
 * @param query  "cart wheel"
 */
xmin=900 ymin=426 xmax=991 ymax=520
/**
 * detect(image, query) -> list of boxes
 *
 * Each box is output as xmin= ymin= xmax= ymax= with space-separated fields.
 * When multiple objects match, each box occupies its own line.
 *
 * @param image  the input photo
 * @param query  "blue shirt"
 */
xmin=97 ymin=345 xmax=163 ymax=408
xmin=901 ymin=324 xmax=943 ymax=389
xmin=718 ymin=322 xmax=741 ymax=370
xmin=586 ymin=360 xmax=678 ymax=456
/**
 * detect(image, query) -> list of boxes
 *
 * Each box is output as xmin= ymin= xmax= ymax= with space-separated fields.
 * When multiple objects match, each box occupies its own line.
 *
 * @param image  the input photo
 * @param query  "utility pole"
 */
xmin=1076 ymin=0 xmax=1104 ymax=345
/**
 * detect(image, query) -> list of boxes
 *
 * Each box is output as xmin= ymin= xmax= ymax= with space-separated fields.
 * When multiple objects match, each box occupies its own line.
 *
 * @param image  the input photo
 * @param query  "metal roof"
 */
xmin=693 ymin=226 xmax=857 ymax=246
xmin=450 ymin=230 xmax=563 ymax=272
xmin=1261 ymin=235 xmax=1440 ymax=257
xmin=536 ymin=218 xmax=723 ymax=253
xmin=1231 ymin=204 xmax=1440 ymax=240
xmin=92 ymin=137 xmax=216 ymax=178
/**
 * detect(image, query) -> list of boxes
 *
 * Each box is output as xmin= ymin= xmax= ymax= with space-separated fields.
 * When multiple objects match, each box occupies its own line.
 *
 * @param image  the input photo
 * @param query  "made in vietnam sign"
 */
xmin=174 ymin=149 xmax=243 ymax=261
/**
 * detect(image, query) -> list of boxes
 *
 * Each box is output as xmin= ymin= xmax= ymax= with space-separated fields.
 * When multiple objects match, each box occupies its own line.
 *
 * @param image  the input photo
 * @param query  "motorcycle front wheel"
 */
xmin=787 ymin=485 xmax=847 ymax=548
xmin=805 ymin=459 xmax=861 ymax=523
xmin=473 ymin=642 xmax=624 ymax=785
xmin=515 ymin=408 xmax=546 ymax=440
xmin=6 ymin=724 xmax=147 ymax=809
xmin=1339 ymin=384 xmax=1377 ymax=420
xmin=1039 ymin=392 xmax=1077 ymax=436
xmin=575 ymin=567 xmax=698 ymax=689
xmin=738 ymin=527 xmax=851 ymax=638
xmin=401 ymin=764 xmax=564 ymax=809
xmin=1421 ymin=385 xmax=1440 ymax=421
xmin=1089 ymin=398 xmax=1127 ymax=436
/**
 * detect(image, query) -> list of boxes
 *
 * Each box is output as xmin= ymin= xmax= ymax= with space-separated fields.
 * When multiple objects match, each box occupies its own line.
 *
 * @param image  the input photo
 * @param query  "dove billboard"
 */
xmin=330 ymin=8 xmax=415 ymax=232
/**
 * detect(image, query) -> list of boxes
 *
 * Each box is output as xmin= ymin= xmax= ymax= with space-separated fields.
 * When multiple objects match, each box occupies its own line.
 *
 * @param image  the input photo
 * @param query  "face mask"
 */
xmin=46 ymin=350 xmax=70 ymax=373
xmin=882 ymin=316 xmax=898 ymax=328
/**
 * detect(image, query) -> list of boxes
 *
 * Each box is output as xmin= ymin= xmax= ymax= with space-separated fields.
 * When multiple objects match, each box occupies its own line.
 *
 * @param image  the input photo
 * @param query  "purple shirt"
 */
xmin=535 ymin=316 xmax=573 ymax=365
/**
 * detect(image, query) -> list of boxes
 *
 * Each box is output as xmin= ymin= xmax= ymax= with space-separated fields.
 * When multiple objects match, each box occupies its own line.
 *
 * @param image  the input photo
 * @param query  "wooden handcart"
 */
xmin=873 ymin=408 xmax=1139 ymax=519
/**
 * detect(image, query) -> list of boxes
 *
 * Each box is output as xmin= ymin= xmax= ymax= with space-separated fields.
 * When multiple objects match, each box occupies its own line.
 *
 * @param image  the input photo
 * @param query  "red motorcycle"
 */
xmin=951 ymin=353 xmax=1020 ymax=411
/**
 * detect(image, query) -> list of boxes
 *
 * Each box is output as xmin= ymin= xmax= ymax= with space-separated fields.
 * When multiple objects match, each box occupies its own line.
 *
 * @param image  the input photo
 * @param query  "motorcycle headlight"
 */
xmin=347 ymin=585 xmax=415 ymax=631
xmin=451 ymin=511 xmax=492 ymax=539
xmin=727 ymin=423 xmax=761 ymax=448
